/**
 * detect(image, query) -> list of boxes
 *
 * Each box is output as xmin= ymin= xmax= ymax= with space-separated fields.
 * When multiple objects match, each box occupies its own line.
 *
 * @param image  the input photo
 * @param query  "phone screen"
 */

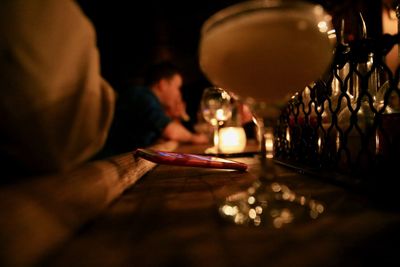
xmin=134 ymin=148 xmax=248 ymax=171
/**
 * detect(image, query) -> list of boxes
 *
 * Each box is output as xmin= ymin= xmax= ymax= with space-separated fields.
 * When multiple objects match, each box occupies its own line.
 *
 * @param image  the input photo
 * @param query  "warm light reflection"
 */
xmin=327 ymin=29 xmax=336 ymax=40
xmin=254 ymin=216 xmax=261 ymax=226
xmin=271 ymin=182 xmax=281 ymax=192
xmin=272 ymin=208 xmax=294 ymax=228
xmin=286 ymin=127 xmax=291 ymax=144
xmin=219 ymin=181 xmax=325 ymax=228
xmin=215 ymin=109 xmax=226 ymax=121
xmin=317 ymin=136 xmax=322 ymax=154
xmin=313 ymin=5 xmax=324 ymax=16
xmin=249 ymin=209 xmax=257 ymax=219
xmin=300 ymin=196 xmax=306 ymax=206
xmin=335 ymin=132 xmax=341 ymax=152
xmin=248 ymin=196 xmax=256 ymax=205
xmin=264 ymin=131 xmax=274 ymax=159
xmin=248 ymin=186 xmax=256 ymax=195
xmin=255 ymin=206 xmax=263 ymax=214
xmin=221 ymin=205 xmax=238 ymax=216
xmin=317 ymin=21 xmax=328 ymax=33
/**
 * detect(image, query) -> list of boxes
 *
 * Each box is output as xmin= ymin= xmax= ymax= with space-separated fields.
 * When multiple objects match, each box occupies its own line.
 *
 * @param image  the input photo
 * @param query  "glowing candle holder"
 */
xmin=218 ymin=127 xmax=246 ymax=153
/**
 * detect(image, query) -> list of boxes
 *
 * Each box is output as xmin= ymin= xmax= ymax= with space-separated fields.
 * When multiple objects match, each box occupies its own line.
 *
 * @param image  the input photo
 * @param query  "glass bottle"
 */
xmin=320 ymin=18 xmax=351 ymax=164
xmin=336 ymin=13 xmax=378 ymax=171
xmin=337 ymin=52 xmax=377 ymax=171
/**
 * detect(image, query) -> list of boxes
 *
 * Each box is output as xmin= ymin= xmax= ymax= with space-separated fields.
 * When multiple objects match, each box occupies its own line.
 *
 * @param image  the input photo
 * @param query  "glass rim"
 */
xmin=201 ymin=0 xmax=329 ymax=36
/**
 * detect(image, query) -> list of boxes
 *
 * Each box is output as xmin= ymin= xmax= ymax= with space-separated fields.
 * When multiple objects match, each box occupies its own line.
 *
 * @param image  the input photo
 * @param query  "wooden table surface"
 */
xmin=34 ymin=143 xmax=400 ymax=267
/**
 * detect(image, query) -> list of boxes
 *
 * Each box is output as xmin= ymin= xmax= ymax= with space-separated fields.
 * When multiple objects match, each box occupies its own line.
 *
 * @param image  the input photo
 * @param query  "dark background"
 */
xmin=76 ymin=0 xmax=384 ymax=125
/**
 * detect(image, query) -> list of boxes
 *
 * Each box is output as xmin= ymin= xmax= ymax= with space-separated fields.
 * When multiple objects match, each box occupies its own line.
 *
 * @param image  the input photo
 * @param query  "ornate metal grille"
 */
xmin=275 ymin=33 xmax=400 ymax=189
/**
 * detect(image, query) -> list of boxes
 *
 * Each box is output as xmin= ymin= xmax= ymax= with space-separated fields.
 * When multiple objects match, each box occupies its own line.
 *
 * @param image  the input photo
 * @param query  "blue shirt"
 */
xmin=99 ymin=86 xmax=171 ymax=157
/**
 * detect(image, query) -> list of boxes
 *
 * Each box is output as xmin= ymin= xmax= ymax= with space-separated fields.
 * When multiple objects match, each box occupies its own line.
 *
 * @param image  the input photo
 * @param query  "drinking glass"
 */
xmin=200 ymin=86 xmax=233 ymax=154
xmin=198 ymin=0 xmax=335 ymax=227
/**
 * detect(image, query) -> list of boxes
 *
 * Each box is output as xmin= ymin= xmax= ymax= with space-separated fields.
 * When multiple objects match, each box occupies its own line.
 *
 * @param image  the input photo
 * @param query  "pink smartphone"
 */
xmin=134 ymin=148 xmax=248 ymax=171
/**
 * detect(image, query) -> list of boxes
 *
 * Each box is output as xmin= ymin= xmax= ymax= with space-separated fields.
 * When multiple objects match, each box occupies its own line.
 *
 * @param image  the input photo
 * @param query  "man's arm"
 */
xmin=163 ymin=121 xmax=208 ymax=144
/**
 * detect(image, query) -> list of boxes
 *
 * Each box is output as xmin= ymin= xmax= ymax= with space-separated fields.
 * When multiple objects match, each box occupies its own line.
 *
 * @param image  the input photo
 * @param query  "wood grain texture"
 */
xmin=0 ymin=141 xmax=178 ymax=267
xmin=38 ymin=145 xmax=400 ymax=267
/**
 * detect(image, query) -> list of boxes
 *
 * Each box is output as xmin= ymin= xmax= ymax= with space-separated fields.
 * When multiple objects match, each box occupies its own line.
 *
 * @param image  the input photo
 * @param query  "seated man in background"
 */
xmin=97 ymin=61 xmax=208 ymax=158
xmin=0 ymin=0 xmax=115 ymax=178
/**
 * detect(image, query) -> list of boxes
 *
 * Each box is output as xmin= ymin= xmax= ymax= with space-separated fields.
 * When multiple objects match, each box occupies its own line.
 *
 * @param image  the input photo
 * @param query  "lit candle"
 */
xmin=218 ymin=127 xmax=246 ymax=153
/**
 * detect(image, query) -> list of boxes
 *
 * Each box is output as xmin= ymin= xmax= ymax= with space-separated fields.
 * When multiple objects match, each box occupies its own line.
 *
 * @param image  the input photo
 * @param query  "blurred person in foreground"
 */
xmin=0 ymin=0 xmax=115 ymax=179
xmin=97 ymin=61 xmax=208 ymax=158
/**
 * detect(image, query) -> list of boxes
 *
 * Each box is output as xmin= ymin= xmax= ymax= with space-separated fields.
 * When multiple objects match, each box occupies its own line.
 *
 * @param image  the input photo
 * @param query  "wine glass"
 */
xmin=200 ymin=86 xmax=233 ymax=154
xmin=198 ymin=0 xmax=335 ymax=227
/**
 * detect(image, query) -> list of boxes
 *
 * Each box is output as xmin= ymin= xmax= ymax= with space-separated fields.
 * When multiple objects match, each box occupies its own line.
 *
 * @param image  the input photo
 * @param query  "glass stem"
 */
xmin=255 ymin=116 xmax=276 ymax=180
xmin=213 ymin=124 xmax=220 ymax=153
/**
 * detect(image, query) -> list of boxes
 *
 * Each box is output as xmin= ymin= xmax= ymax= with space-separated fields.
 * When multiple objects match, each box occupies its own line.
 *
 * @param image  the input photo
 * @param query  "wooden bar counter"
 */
xmin=1 ymin=141 xmax=400 ymax=267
